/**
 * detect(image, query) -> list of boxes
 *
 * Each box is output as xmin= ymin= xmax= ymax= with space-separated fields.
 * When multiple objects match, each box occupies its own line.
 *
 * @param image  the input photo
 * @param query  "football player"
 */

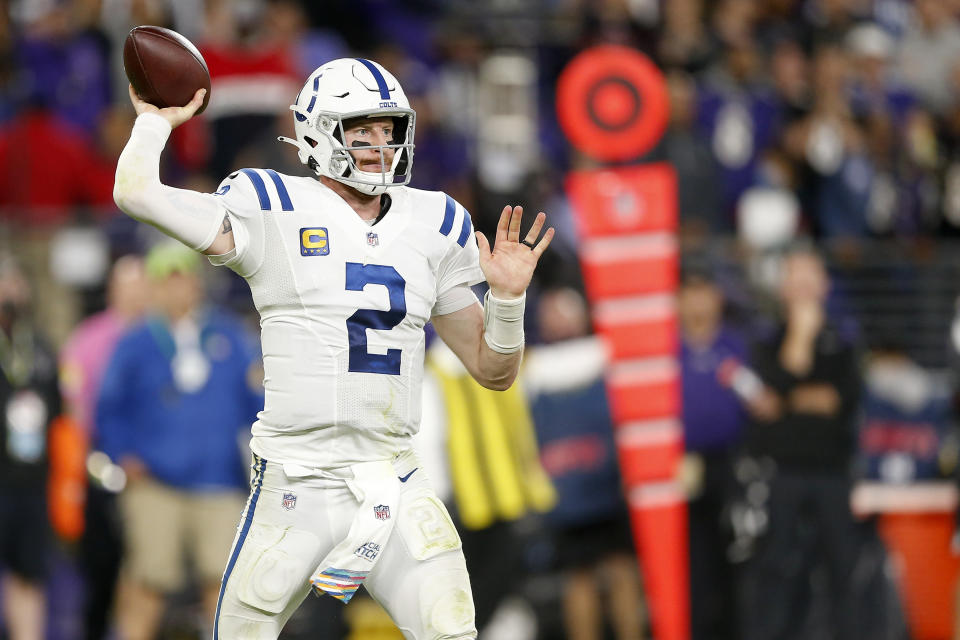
xmin=113 ymin=58 xmax=553 ymax=640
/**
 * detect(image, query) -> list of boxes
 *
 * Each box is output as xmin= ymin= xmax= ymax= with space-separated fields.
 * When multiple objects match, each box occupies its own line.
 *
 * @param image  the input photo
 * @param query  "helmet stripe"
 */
xmin=355 ymin=58 xmax=391 ymax=100
xmin=306 ymin=74 xmax=321 ymax=113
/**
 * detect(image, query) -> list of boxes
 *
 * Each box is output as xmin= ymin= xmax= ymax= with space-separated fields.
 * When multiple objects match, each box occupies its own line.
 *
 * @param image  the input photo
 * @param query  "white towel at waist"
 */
xmin=307 ymin=459 xmax=400 ymax=603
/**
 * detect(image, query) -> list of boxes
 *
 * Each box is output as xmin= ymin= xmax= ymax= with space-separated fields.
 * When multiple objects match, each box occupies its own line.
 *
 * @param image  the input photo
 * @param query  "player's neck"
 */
xmin=319 ymin=176 xmax=382 ymax=222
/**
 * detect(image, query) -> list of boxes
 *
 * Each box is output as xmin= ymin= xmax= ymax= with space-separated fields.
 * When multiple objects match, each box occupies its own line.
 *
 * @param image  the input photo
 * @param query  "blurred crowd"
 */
xmin=3 ymin=0 xmax=960 ymax=639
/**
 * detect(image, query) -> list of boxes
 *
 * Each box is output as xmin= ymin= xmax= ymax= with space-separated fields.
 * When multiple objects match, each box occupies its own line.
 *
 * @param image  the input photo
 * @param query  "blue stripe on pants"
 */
xmin=213 ymin=456 xmax=267 ymax=639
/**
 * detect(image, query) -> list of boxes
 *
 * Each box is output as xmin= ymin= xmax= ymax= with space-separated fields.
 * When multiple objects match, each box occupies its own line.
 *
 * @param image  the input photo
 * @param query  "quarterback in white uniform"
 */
xmin=113 ymin=58 xmax=553 ymax=640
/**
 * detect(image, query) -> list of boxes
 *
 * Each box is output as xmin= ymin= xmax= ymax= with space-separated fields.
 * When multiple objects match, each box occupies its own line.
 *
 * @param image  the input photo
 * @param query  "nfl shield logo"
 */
xmin=373 ymin=504 xmax=390 ymax=520
xmin=282 ymin=492 xmax=297 ymax=511
xmin=366 ymin=232 xmax=379 ymax=247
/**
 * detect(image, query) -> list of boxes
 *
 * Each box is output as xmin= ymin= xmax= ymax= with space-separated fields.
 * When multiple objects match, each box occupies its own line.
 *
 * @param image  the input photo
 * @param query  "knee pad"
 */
xmin=215 ymin=612 xmax=278 ymax=640
xmin=229 ymin=522 xmax=318 ymax=614
xmin=398 ymin=491 xmax=462 ymax=561
xmin=418 ymin=567 xmax=476 ymax=639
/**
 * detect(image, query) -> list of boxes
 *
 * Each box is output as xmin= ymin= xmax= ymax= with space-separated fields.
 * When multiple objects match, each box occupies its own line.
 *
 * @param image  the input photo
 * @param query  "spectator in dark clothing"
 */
xmin=525 ymin=287 xmax=645 ymax=640
xmin=846 ymin=24 xmax=915 ymax=127
xmin=651 ymin=71 xmax=723 ymax=241
xmin=696 ymin=38 xmax=780 ymax=221
xmin=780 ymin=45 xmax=874 ymax=239
xmin=0 ymin=255 xmax=61 ymax=640
xmin=59 ymin=256 xmax=149 ymax=640
xmin=679 ymin=269 xmax=748 ymax=640
xmin=743 ymin=247 xmax=864 ymax=640
xmin=657 ymin=0 xmax=714 ymax=73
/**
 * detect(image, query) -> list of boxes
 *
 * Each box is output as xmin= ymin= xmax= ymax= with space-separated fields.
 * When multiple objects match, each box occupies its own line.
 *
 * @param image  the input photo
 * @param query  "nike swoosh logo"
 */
xmin=398 ymin=468 xmax=418 ymax=483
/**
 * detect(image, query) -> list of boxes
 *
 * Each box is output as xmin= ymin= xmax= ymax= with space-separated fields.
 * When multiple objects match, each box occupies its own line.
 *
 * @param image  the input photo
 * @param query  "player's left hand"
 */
xmin=476 ymin=205 xmax=554 ymax=299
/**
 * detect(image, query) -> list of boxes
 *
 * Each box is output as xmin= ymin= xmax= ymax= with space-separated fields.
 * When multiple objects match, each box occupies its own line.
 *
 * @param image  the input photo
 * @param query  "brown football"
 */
xmin=123 ymin=26 xmax=211 ymax=114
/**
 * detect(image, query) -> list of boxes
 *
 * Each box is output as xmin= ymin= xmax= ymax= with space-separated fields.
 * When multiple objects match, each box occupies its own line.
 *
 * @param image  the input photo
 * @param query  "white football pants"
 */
xmin=213 ymin=449 xmax=477 ymax=640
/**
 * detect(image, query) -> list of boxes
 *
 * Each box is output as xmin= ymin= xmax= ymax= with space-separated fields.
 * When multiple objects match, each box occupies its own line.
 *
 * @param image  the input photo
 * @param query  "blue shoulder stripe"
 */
xmin=238 ymin=169 xmax=271 ymax=211
xmin=263 ymin=169 xmax=294 ymax=211
xmin=457 ymin=208 xmax=473 ymax=248
xmin=355 ymin=58 xmax=391 ymax=100
xmin=439 ymin=193 xmax=456 ymax=236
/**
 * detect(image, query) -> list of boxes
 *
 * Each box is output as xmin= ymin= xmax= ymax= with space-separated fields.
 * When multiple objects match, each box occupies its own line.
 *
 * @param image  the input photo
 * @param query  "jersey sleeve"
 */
xmin=434 ymin=195 xmax=485 ymax=300
xmin=432 ymin=283 xmax=480 ymax=317
xmin=206 ymin=170 xmax=270 ymax=278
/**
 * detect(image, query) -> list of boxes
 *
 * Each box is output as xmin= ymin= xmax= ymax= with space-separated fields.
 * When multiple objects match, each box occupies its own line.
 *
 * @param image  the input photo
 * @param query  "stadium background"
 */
xmin=2 ymin=0 xmax=960 ymax=638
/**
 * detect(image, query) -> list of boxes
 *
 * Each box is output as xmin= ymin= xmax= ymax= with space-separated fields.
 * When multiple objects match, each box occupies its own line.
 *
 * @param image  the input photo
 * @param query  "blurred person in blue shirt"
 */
xmin=678 ymin=267 xmax=748 ymax=640
xmin=525 ymin=287 xmax=645 ymax=640
xmin=96 ymin=242 xmax=262 ymax=640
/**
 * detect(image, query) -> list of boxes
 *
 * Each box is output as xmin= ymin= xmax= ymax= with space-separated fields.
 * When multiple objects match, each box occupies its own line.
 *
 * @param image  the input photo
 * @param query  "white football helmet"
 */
xmin=278 ymin=58 xmax=415 ymax=195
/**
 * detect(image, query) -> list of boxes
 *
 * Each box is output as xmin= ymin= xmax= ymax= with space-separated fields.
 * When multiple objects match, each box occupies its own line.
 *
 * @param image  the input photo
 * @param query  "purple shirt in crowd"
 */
xmin=680 ymin=327 xmax=749 ymax=452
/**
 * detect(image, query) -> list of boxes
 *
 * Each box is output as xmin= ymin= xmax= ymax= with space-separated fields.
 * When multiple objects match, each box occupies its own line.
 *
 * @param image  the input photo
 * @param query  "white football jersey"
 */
xmin=208 ymin=169 xmax=483 ymax=468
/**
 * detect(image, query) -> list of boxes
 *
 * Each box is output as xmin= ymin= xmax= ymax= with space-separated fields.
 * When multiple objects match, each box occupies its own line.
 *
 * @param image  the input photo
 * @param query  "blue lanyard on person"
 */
xmin=146 ymin=314 xmax=212 ymax=393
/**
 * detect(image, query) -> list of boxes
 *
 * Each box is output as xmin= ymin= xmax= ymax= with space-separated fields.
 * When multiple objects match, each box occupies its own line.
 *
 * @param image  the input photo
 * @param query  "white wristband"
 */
xmin=482 ymin=291 xmax=525 ymax=354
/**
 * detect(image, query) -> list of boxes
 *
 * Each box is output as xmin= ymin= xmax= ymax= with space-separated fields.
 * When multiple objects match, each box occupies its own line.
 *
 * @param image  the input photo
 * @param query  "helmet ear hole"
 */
xmin=391 ymin=116 xmax=407 ymax=145
xmin=305 ymin=136 xmax=319 ymax=148
xmin=394 ymin=149 xmax=409 ymax=176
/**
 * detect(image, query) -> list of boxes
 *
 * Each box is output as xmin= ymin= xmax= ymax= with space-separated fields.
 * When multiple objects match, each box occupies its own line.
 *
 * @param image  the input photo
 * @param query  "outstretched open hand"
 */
xmin=475 ymin=205 xmax=554 ymax=299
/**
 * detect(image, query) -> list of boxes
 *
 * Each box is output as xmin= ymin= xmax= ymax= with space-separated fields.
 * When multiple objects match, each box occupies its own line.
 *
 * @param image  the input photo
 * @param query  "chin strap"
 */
xmin=277 ymin=136 xmax=322 ymax=176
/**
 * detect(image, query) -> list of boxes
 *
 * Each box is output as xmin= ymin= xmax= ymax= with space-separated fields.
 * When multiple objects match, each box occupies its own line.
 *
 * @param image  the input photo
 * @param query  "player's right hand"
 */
xmin=128 ymin=84 xmax=206 ymax=129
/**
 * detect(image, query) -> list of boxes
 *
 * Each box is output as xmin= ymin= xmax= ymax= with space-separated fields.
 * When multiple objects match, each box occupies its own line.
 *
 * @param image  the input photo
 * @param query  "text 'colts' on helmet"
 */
xmin=279 ymin=58 xmax=416 ymax=196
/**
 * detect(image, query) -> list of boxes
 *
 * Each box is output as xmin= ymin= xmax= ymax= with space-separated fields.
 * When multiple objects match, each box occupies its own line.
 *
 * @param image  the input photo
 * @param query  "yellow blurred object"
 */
xmin=675 ymin=453 xmax=706 ymax=499
xmin=344 ymin=595 xmax=403 ymax=640
xmin=429 ymin=346 xmax=556 ymax=530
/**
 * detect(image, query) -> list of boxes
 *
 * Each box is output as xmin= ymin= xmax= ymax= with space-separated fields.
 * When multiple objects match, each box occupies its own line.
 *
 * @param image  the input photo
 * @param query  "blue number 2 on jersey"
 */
xmin=345 ymin=263 xmax=406 ymax=375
